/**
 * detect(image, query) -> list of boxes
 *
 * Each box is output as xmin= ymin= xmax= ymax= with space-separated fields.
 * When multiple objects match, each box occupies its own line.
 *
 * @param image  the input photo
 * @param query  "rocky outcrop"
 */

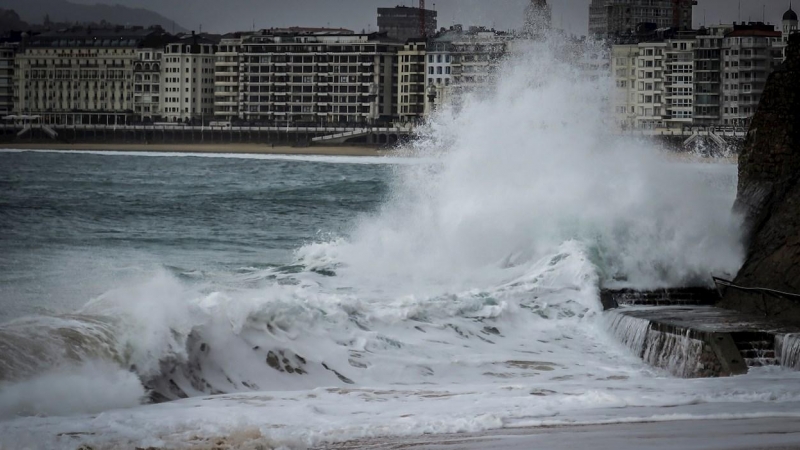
xmin=719 ymin=34 xmax=800 ymax=322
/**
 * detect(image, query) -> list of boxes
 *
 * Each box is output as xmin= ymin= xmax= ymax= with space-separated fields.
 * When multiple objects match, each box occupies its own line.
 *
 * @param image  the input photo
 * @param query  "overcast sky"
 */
xmin=72 ymin=0 xmax=793 ymax=36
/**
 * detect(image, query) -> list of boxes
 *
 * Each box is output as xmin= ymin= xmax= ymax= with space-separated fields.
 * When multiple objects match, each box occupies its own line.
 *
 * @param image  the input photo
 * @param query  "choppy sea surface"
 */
xmin=2 ymin=38 xmax=800 ymax=450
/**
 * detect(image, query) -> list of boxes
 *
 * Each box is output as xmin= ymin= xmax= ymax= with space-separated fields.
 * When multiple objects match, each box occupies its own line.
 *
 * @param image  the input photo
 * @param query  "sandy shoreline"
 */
xmin=321 ymin=417 xmax=800 ymax=450
xmin=0 ymin=142 xmax=393 ymax=157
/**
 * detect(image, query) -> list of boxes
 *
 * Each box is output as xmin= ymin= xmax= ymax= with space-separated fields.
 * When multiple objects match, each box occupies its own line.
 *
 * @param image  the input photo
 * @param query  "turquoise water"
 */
xmin=0 ymin=151 xmax=390 ymax=321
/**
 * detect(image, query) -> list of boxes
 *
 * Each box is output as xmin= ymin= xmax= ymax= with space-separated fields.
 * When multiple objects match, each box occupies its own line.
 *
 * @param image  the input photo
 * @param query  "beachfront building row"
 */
xmin=5 ymin=3 xmax=538 ymax=127
xmin=611 ymin=19 xmax=790 ymax=130
xmin=7 ymin=25 xmax=507 ymax=126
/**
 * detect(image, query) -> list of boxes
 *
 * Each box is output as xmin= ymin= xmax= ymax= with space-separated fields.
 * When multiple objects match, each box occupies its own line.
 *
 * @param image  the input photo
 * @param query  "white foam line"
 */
xmin=0 ymin=148 xmax=425 ymax=165
xmin=510 ymin=411 xmax=800 ymax=429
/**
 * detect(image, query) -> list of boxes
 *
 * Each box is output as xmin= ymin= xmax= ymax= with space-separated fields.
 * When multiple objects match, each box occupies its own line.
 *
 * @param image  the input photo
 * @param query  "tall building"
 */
xmin=0 ymin=42 xmax=17 ymax=117
xmin=611 ymin=43 xmax=639 ymax=129
xmin=397 ymin=40 xmax=426 ymax=122
xmin=226 ymin=30 xmax=400 ymax=125
xmin=450 ymin=28 xmax=510 ymax=90
xmin=378 ymin=6 xmax=438 ymax=43
xmin=633 ymin=40 xmax=667 ymax=129
xmin=783 ymin=5 xmax=799 ymax=59
xmin=663 ymin=34 xmax=696 ymax=127
xmin=13 ymin=27 xmax=163 ymax=125
xmin=693 ymin=25 xmax=728 ymax=126
xmin=590 ymin=0 xmax=696 ymax=38
xmin=524 ymin=0 xmax=552 ymax=37
xmin=424 ymin=28 xmax=457 ymax=115
xmin=160 ymin=33 xmax=218 ymax=122
xmin=720 ymin=23 xmax=783 ymax=126
xmin=212 ymin=36 xmax=245 ymax=122
xmin=133 ymin=34 xmax=175 ymax=122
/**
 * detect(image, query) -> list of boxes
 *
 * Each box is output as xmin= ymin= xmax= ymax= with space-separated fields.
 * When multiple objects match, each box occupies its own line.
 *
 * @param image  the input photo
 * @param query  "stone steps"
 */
xmin=745 ymin=358 xmax=780 ymax=367
xmin=732 ymin=333 xmax=780 ymax=368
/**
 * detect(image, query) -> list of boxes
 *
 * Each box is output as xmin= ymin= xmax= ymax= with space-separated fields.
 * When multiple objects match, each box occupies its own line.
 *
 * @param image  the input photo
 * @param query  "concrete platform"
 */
xmin=617 ymin=306 xmax=800 ymax=335
xmin=602 ymin=288 xmax=800 ymax=377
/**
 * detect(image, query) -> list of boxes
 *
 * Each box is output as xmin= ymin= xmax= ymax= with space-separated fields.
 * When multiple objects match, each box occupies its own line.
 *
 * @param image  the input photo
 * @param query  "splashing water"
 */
xmin=0 ymin=33 xmax=761 ymax=448
xmin=303 ymin=37 xmax=744 ymax=292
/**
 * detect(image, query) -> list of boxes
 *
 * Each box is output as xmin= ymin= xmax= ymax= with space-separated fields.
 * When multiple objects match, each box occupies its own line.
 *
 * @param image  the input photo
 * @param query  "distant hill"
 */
xmin=4 ymin=0 xmax=187 ymax=32
xmin=0 ymin=9 xmax=28 ymax=32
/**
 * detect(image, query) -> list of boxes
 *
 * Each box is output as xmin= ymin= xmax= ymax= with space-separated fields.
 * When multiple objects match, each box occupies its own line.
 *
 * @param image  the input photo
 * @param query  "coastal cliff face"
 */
xmin=720 ymin=34 xmax=800 ymax=322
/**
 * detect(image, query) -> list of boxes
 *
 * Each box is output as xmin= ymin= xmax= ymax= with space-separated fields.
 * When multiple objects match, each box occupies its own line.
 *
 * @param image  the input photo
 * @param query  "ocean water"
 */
xmin=2 ymin=37 xmax=800 ymax=450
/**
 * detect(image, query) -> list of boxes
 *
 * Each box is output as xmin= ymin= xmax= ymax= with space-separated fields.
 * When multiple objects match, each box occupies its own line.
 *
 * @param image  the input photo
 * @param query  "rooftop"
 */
xmin=726 ymin=22 xmax=782 ymax=38
xmin=27 ymin=26 xmax=161 ymax=48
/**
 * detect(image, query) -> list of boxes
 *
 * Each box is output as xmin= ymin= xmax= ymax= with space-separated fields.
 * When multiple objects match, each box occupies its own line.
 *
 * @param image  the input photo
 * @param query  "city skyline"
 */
xmin=63 ymin=0 xmax=792 ymax=36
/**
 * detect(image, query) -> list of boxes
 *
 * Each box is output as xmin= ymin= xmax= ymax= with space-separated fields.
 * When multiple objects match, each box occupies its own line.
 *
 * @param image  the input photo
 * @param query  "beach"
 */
xmin=0 ymin=143 xmax=392 ymax=157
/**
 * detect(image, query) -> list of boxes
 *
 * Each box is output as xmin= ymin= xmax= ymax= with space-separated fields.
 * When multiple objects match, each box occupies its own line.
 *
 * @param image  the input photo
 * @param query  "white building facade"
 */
xmin=161 ymin=34 xmax=217 ymax=123
xmin=397 ymin=40 xmax=426 ymax=122
xmin=213 ymin=36 xmax=244 ymax=122
xmin=720 ymin=24 xmax=783 ymax=126
xmin=13 ymin=28 xmax=160 ymax=125
xmin=133 ymin=46 xmax=165 ymax=121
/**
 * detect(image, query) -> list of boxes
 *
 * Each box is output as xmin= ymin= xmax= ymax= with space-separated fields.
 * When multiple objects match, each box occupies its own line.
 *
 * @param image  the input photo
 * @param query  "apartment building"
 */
xmin=160 ymin=33 xmax=217 ymax=122
xmin=213 ymin=36 xmax=244 ymax=122
xmin=693 ymin=25 xmax=727 ymax=126
xmin=13 ymin=27 xmax=162 ymax=124
xmin=133 ymin=44 xmax=169 ymax=122
xmin=524 ymin=0 xmax=552 ymax=38
xmin=451 ymin=29 xmax=510 ymax=90
xmin=397 ymin=40 xmax=426 ymax=122
xmin=590 ymin=0 xmax=696 ymax=38
xmin=663 ymin=35 xmax=695 ymax=127
xmin=782 ymin=6 xmax=799 ymax=59
xmin=611 ymin=43 xmax=639 ymax=129
xmin=720 ymin=23 xmax=783 ymax=126
xmin=0 ymin=43 xmax=16 ymax=117
xmin=229 ymin=30 xmax=400 ymax=126
xmin=424 ymin=31 xmax=456 ymax=114
xmin=633 ymin=40 xmax=667 ymax=128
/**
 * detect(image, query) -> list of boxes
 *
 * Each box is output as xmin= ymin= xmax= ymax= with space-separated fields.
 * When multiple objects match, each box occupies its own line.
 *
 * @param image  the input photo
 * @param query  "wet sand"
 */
xmin=322 ymin=417 xmax=800 ymax=450
xmin=0 ymin=143 xmax=392 ymax=157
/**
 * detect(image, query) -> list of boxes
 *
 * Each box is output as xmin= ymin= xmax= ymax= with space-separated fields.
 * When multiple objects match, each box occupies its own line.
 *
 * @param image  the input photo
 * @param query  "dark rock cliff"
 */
xmin=719 ymin=34 xmax=800 ymax=322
